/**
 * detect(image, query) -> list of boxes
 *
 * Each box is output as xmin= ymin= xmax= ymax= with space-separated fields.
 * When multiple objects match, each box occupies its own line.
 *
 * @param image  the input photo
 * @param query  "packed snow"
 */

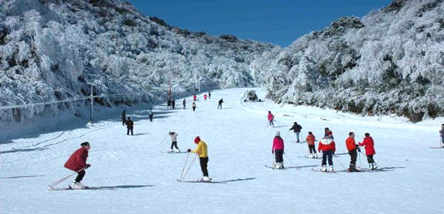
xmin=1 ymin=88 xmax=443 ymax=214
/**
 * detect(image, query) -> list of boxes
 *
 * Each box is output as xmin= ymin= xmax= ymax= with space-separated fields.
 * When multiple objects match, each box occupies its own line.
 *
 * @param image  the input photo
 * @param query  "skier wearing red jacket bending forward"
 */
xmin=64 ymin=142 xmax=91 ymax=189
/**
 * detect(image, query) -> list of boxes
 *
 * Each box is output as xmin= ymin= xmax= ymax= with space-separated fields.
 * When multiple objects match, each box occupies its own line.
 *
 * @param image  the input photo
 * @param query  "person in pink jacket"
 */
xmin=272 ymin=131 xmax=285 ymax=169
xmin=267 ymin=111 xmax=275 ymax=127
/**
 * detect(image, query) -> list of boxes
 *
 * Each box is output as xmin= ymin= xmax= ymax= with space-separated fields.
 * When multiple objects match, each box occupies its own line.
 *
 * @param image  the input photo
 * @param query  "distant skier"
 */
xmin=346 ymin=132 xmax=360 ymax=172
xmin=204 ymin=94 xmax=208 ymax=101
xmin=187 ymin=136 xmax=210 ymax=181
xmin=126 ymin=117 xmax=134 ymax=136
xmin=306 ymin=132 xmax=317 ymax=158
xmin=172 ymin=99 xmax=176 ymax=110
xmin=64 ymin=142 xmax=91 ymax=189
xmin=167 ymin=99 xmax=172 ymax=110
xmin=168 ymin=131 xmax=180 ymax=152
xmin=208 ymin=90 xmax=211 ymax=99
xmin=272 ymin=131 xmax=285 ymax=169
xmin=217 ymin=98 xmax=224 ymax=110
xmin=440 ymin=124 xmax=444 ymax=147
xmin=289 ymin=122 xmax=302 ymax=143
xmin=193 ymin=95 xmax=197 ymax=102
xmin=324 ymin=127 xmax=334 ymax=139
xmin=183 ymin=99 xmax=186 ymax=109
xmin=121 ymin=110 xmax=126 ymax=126
xmin=148 ymin=111 xmax=154 ymax=122
xmin=192 ymin=102 xmax=197 ymax=112
xmin=267 ymin=111 xmax=275 ymax=127
xmin=318 ymin=136 xmax=336 ymax=172
xmin=359 ymin=133 xmax=377 ymax=170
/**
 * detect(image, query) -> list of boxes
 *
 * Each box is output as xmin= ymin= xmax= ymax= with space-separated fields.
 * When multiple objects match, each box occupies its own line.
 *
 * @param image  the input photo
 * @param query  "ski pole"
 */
xmin=182 ymin=154 xmax=197 ymax=180
xmin=49 ymin=168 xmax=85 ymax=188
xmin=180 ymin=152 xmax=190 ymax=180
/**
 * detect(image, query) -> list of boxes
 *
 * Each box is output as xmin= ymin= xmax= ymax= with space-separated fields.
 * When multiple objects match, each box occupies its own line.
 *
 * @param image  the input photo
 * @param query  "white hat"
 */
xmin=275 ymin=131 xmax=281 ymax=137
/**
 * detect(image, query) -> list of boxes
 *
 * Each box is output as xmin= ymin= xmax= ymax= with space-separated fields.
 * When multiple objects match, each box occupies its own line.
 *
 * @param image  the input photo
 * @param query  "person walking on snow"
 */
xmin=168 ymin=131 xmax=180 ymax=152
xmin=192 ymin=102 xmax=197 ymax=112
xmin=193 ymin=95 xmax=197 ymax=102
xmin=318 ymin=136 xmax=336 ymax=172
xmin=440 ymin=124 xmax=444 ymax=147
xmin=121 ymin=110 xmax=126 ymax=126
xmin=126 ymin=117 xmax=134 ymax=136
xmin=359 ymin=133 xmax=377 ymax=170
xmin=267 ymin=111 xmax=275 ymax=127
xmin=204 ymin=94 xmax=208 ymax=101
xmin=306 ymin=132 xmax=317 ymax=158
xmin=148 ymin=111 xmax=154 ymax=122
xmin=217 ymin=98 xmax=224 ymax=110
xmin=289 ymin=122 xmax=302 ymax=143
xmin=346 ymin=132 xmax=360 ymax=172
xmin=187 ymin=137 xmax=210 ymax=181
xmin=272 ymin=131 xmax=285 ymax=169
xmin=208 ymin=90 xmax=211 ymax=99
xmin=64 ymin=142 xmax=91 ymax=189
xmin=183 ymin=99 xmax=186 ymax=109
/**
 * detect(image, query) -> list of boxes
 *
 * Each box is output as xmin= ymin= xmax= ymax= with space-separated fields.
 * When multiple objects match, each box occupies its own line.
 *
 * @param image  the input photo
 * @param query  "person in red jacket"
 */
xmin=272 ymin=131 xmax=285 ymax=169
xmin=346 ymin=132 xmax=360 ymax=172
xmin=64 ymin=142 xmax=91 ymax=189
xmin=359 ymin=133 xmax=377 ymax=170
xmin=306 ymin=132 xmax=317 ymax=158
xmin=267 ymin=111 xmax=275 ymax=127
xmin=318 ymin=136 xmax=336 ymax=172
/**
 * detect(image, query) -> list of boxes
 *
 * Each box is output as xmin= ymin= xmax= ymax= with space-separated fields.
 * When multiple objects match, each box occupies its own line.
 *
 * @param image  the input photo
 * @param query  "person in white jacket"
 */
xmin=169 ymin=131 xmax=180 ymax=152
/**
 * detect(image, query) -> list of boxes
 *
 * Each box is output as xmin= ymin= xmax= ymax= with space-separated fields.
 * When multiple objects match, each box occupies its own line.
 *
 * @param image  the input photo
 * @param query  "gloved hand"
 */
xmin=357 ymin=147 xmax=361 ymax=152
xmin=187 ymin=149 xmax=191 ymax=153
xmin=86 ymin=164 xmax=91 ymax=168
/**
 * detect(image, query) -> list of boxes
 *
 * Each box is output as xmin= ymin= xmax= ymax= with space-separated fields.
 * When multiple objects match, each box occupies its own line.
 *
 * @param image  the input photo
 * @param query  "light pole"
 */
xmin=87 ymin=83 xmax=95 ymax=123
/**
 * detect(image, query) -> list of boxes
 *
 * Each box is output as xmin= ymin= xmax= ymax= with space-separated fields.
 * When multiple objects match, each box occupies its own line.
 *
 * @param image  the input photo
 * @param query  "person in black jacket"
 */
xmin=148 ymin=111 xmax=154 ymax=122
xmin=126 ymin=117 xmax=134 ymax=136
xmin=289 ymin=122 xmax=302 ymax=143
xmin=121 ymin=110 xmax=126 ymax=126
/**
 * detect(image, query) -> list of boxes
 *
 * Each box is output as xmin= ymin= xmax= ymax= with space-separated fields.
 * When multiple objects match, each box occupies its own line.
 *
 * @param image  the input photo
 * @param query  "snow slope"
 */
xmin=1 ymin=88 xmax=443 ymax=214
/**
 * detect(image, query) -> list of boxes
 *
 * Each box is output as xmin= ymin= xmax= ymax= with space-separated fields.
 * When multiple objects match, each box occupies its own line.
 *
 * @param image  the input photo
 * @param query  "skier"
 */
xmin=168 ymin=131 xmax=180 ymax=152
xmin=272 ymin=131 xmax=285 ymax=169
xmin=183 ymin=99 xmax=186 ymax=109
xmin=204 ymin=94 xmax=207 ymax=101
xmin=126 ymin=117 xmax=134 ymax=136
xmin=289 ymin=122 xmax=302 ymax=143
xmin=440 ymin=124 xmax=444 ymax=147
xmin=172 ymin=99 xmax=176 ymax=110
xmin=192 ymin=102 xmax=197 ymax=112
xmin=267 ymin=111 xmax=275 ymax=127
xmin=324 ymin=127 xmax=333 ymax=139
xmin=64 ymin=142 xmax=91 ymax=189
xmin=148 ymin=111 xmax=154 ymax=122
xmin=359 ymin=133 xmax=377 ymax=170
xmin=318 ymin=136 xmax=336 ymax=172
xmin=217 ymin=98 xmax=224 ymax=110
xmin=121 ymin=110 xmax=126 ymax=126
xmin=306 ymin=131 xmax=317 ymax=158
xmin=193 ymin=94 xmax=197 ymax=102
xmin=208 ymin=90 xmax=211 ymax=99
xmin=167 ymin=99 xmax=171 ymax=110
xmin=187 ymin=136 xmax=210 ymax=181
xmin=346 ymin=132 xmax=360 ymax=172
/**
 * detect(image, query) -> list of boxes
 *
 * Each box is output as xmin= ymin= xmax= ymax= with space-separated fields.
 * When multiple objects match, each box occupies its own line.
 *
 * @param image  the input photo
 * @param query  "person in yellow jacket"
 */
xmin=187 ymin=136 xmax=210 ymax=181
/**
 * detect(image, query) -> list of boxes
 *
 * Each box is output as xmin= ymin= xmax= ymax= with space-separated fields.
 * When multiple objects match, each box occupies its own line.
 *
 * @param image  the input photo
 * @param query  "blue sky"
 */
xmin=127 ymin=0 xmax=392 ymax=46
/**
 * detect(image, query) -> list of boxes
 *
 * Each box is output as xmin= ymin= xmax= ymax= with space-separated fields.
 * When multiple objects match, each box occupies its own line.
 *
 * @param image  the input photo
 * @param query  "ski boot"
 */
xmin=70 ymin=181 xmax=86 ymax=190
xmin=201 ymin=176 xmax=212 ymax=182
xmin=321 ymin=165 xmax=327 ymax=172
xmin=329 ymin=165 xmax=335 ymax=172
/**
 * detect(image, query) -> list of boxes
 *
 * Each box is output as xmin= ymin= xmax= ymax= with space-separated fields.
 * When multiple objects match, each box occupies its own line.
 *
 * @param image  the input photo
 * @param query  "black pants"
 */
xmin=192 ymin=107 xmax=196 ymax=112
xmin=308 ymin=144 xmax=316 ymax=154
xmin=75 ymin=170 xmax=85 ymax=182
xmin=127 ymin=127 xmax=133 ymax=135
xmin=367 ymin=155 xmax=375 ymax=164
xmin=170 ymin=141 xmax=179 ymax=150
xmin=274 ymin=150 xmax=284 ymax=163
xmin=349 ymin=149 xmax=357 ymax=168
xmin=199 ymin=157 xmax=209 ymax=177
xmin=322 ymin=150 xmax=333 ymax=166
xmin=217 ymin=104 xmax=222 ymax=109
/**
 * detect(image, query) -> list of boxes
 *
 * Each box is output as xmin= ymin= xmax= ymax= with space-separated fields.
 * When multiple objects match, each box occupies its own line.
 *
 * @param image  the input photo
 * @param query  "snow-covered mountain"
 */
xmin=254 ymin=0 xmax=444 ymax=121
xmin=1 ymin=0 xmax=443 ymax=123
xmin=0 ymin=0 xmax=274 ymax=122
